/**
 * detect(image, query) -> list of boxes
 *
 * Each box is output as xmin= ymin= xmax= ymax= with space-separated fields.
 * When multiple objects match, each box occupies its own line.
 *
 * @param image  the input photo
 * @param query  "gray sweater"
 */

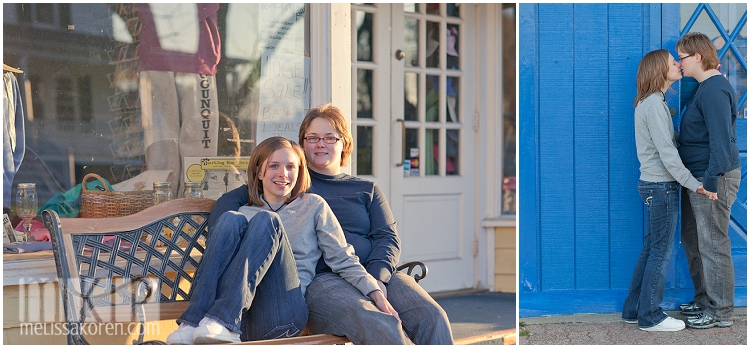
xmin=635 ymin=93 xmax=700 ymax=192
xmin=238 ymin=193 xmax=380 ymax=296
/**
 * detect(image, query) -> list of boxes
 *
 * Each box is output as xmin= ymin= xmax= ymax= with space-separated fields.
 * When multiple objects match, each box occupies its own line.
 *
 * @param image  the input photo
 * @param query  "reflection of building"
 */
xmin=4 ymin=4 xmax=114 ymax=202
xmin=519 ymin=3 xmax=747 ymax=317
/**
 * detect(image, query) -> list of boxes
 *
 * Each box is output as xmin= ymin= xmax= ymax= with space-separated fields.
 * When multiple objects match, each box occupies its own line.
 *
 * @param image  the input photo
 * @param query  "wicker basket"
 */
xmin=79 ymin=173 xmax=154 ymax=218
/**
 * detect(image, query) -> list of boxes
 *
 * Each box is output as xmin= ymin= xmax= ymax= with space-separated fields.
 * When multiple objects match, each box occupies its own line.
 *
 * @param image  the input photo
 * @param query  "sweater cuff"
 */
xmin=360 ymin=281 xmax=382 ymax=299
xmin=683 ymin=177 xmax=701 ymax=193
xmin=366 ymin=262 xmax=393 ymax=284
xmin=702 ymin=173 xmax=719 ymax=193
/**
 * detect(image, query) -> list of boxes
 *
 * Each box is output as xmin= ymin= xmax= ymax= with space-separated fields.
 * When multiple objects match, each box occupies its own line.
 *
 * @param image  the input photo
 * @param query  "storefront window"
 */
xmin=3 ymin=3 xmax=310 ymax=208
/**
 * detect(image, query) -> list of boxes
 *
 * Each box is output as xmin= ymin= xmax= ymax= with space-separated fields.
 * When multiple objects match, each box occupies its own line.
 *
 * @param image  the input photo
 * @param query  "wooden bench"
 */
xmin=42 ymin=198 xmax=428 ymax=345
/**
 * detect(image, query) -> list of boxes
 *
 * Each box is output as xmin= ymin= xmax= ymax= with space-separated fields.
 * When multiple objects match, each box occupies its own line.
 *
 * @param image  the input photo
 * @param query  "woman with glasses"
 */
xmin=674 ymin=32 xmax=741 ymax=330
xmin=621 ymin=49 xmax=710 ymax=332
xmin=209 ymin=104 xmax=453 ymax=344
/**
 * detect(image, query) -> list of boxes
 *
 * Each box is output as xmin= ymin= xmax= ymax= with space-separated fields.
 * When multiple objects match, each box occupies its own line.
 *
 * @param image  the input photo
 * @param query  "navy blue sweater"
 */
xmin=678 ymin=75 xmax=740 ymax=193
xmin=208 ymin=170 xmax=401 ymax=284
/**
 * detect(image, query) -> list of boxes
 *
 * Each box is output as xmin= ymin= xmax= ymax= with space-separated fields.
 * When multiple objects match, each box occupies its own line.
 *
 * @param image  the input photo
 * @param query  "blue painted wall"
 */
xmin=519 ymin=3 xmax=747 ymax=317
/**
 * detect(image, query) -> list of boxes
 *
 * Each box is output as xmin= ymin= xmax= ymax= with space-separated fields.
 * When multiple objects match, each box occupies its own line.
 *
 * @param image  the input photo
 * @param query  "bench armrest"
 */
xmin=396 ymin=261 xmax=428 ymax=283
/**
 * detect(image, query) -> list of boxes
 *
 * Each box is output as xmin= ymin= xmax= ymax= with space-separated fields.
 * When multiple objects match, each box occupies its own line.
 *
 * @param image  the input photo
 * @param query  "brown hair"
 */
xmin=298 ymin=103 xmax=353 ymax=166
xmin=675 ymin=32 xmax=720 ymax=71
xmin=633 ymin=49 xmax=670 ymax=107
xmin=246 ymin=137 xmax=310 ymax=206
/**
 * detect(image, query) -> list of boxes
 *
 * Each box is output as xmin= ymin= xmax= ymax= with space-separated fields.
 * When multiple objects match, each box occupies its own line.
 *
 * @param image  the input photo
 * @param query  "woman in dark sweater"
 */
xmin=209 ymin=104 xmax=453 ymax=344
xmin=675 ymin=32 xmax=741 ymax=329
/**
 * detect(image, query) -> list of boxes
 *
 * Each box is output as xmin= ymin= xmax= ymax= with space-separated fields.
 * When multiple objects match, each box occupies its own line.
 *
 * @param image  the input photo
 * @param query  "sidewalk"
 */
xmin=519 ymin=307 xmax=747 ymax=345
xmin=435 ymin=291 xmax=517 ymax=345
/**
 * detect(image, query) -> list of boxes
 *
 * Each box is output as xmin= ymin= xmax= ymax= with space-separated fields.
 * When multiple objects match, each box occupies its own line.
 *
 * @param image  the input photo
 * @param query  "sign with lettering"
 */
xmin=258 ymin=3 xmax=306 ymax=53
xmin=183 ymin=157 xmax=249 ymax=199
xmin=256 ymin=50 xmax=310 ymax=144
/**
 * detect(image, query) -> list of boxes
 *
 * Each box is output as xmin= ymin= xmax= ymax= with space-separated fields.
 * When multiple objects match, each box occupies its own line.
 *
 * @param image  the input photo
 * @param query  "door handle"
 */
xmin=396 ymin=119 xmax=405 ymax=166
xmin=395 ymin=49 xmax=405 ymax=61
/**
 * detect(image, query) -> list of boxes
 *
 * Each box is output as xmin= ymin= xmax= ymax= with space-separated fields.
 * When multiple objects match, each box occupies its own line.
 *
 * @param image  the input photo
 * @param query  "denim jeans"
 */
xmin=681 ymin=167 xmax=741 ymax=321
xmin=305 ymin=271 xmax=454 ymax=344
xmin=622 ymin=180 xmax=680 ymax=328
xmin=178 ymin=211 xmax=308 ymax=340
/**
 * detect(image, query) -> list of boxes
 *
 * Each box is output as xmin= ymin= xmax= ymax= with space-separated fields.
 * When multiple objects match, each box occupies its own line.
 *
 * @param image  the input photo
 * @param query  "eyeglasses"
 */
xmin=678 ymin=54 xmax=695 ymax=61
xmin=304 ymin=136 xmax=341 ymax=144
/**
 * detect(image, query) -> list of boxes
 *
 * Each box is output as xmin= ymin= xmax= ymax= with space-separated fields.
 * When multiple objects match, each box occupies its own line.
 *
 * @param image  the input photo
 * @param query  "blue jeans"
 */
xmin=622 ymin=180 xmax=680 ymax=328
xmin=681 ymin=167 xmax=741 ymax=320
xmin=178 ymin=211 xmax=308 ymax=340
xmin=305 ymin=271 xmax=454 ymax=344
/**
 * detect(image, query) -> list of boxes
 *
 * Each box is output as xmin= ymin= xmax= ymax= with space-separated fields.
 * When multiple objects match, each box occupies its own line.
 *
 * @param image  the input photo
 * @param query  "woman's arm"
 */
xmin=699 ymin=87 xmax=737 ymax=193
xmin=313 ymin=198 xmax=384 ymax=296
xmin=643 ymin=101 xmax=702 ymax=192
xmin=363 ymin=183 xmax=401 ymax=284
xmin=314 ymin=200 xmax=400 ymax=318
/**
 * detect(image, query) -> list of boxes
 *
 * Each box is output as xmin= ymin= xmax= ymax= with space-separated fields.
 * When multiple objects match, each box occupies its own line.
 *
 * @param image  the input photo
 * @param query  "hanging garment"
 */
xmin=3 ymin=72 xmax=25 ymax=207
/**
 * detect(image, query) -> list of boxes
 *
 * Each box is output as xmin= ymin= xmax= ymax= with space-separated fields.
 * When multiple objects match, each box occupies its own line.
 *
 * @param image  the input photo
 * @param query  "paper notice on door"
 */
xmin=256 ymin=50 xmax=310 ymax=144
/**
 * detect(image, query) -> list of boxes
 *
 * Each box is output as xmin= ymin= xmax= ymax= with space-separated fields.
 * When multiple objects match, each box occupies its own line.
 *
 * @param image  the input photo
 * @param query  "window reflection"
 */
xmin=357 ymin=69 xmax=373 ymax=119
xmin=3 ymin=3 xmax=310 ymax=204
xmin=356 ymin=11 xmax=373 ymax=62
xmin=356 ymin=126 xmax=373 ymax=175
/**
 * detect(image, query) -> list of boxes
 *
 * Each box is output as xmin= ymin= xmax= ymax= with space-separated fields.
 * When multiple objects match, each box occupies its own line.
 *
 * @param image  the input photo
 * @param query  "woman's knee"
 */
xmin=247 ymin=210 xmax=283 ymax=235
xmin=210 ymin=211 xmax=248 ymax=238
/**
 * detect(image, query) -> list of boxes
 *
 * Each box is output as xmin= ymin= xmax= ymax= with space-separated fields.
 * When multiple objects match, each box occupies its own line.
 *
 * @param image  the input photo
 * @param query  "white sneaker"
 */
xmin=166 ymin=323 xmax=196 ymax=344
xmin=192 ymin=317 xmax=241 ymax=344
xmin=639 ymin=316 xmax=686 ymax=332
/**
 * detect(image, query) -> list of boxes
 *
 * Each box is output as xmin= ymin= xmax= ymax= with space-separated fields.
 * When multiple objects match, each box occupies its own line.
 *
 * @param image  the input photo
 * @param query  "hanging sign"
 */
xmin=256 ymin=50 xmax=310 ymax=144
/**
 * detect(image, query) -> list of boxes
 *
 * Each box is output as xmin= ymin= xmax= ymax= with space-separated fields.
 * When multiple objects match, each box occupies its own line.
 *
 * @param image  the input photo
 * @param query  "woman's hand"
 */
xmin=377 ymin=280 xmax=388 ymax=299
xmin=697 ymin=184 xmax=718 ymax=200
xmin=704 ymin=190 xmax=718 ymax=200
xmin=368 ymin=289 xmax=400 ymax=322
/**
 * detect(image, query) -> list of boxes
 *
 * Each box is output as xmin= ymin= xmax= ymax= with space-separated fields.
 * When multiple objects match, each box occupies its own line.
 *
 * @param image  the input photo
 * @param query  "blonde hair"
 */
xmin=676 ymin=32 xmax=720 ymax=71
xmin=298 ymin=103 xmax=353 ymax=166
xmin=634 ymin=49 xmax=670 ymax=107
xmin=246 ymin=137 xmax=310 ymax=206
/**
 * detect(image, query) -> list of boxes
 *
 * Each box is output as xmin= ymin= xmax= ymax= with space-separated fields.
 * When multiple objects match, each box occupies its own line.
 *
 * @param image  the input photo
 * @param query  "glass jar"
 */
xmin=15 ymin=183 xmax=38 ymax=242
xmin=153 ymin=182 xmax=172 ymax=205
xmin=183 ymin=181 xmax=204 ymax=199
